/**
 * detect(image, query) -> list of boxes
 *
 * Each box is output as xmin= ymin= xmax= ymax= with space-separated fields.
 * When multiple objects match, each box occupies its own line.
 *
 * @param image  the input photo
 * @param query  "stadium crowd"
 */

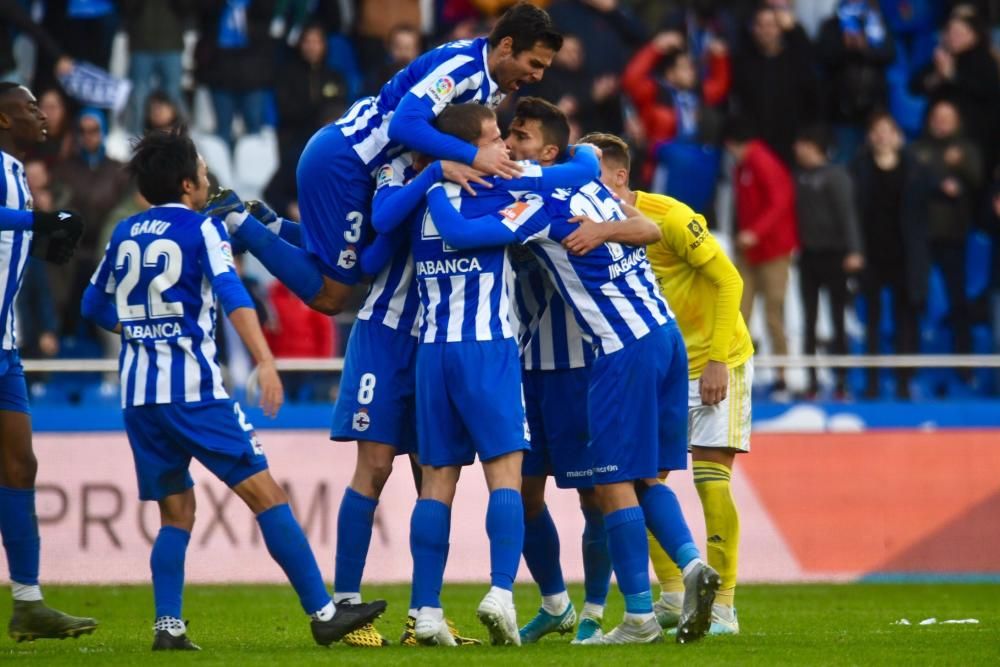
xmin=3 ymin=0 xmax=1000 ymax=401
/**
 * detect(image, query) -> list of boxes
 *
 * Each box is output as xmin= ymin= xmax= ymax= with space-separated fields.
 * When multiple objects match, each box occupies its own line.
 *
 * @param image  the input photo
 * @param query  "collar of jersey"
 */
xmin=480 ymin=40 xmax=499 ymax=97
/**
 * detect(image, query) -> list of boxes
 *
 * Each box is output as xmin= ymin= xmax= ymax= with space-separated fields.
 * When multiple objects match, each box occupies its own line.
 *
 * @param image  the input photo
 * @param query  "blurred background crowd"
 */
xmin=2 ymin=0 xmax=1000 ymax=403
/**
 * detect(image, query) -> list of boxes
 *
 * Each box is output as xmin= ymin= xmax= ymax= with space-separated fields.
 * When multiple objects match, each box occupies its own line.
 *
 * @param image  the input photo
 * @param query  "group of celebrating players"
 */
xmin=0 ymin=1 xmax=754 ymax=651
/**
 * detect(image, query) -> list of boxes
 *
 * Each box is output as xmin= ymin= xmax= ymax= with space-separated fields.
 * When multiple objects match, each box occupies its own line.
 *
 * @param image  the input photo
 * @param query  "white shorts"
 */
xmin=687 ymin=358 xmax=753 ymax=452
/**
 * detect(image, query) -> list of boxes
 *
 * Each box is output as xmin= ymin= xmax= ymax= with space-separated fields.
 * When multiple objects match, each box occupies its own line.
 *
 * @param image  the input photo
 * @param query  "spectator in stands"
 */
xmin=852 ymin=110 xmax=929 ymax=399
xmin=522 ymin=33 xmax=623 ymax=139
xmin=51 ymin=108 xmax=131 ymax=335
xmin=195 ymin=0 xmax=277 ymax=149
xmin=816 ymin=0 xmax=896 ymax=163
xmin=0 ymin=0 xmax=74 ymax=85
xmin=909 ymin=8 xmax=1000 ymax=172
xmin=731 ymin=4 xmax=822 ymax=165
xmin=27 ymin=88 xmax=75 ymax=168
xmin=121 ymin=0 xmax=196 ymax=137
xmin=264 ymin=281 xmax=338 ymax=401
xmin=34 ymin=0 xmax=118 ymax=92
xmin=366 ymin=24 xmax=422 ymax=96
xmin=793 ymin=124 xmax=863 ymax=398
xmin=725 ymin=115 xmax=798 ymax=399
xmin=266 ymin=22 xmax=348 ymax=219
xmin=143 ymin=90 xmax=184 ymax=133
xmin=912 ymin=99 xmax=983 ymax=361
xmin=622 ymin=30 xmax=730 ymax=147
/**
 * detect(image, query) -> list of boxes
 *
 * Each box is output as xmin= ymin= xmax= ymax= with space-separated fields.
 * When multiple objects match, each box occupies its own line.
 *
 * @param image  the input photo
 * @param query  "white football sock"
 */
xmin=11 ymin=583 xmax=42 ymax=602
xmin=311 ymin=601 xmax=335 ymax=622
xmin=541 ymin=591 xmax=570 ymax=616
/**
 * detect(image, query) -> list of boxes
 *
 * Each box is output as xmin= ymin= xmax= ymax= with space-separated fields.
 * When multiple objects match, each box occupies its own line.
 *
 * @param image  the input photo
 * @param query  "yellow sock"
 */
xmin=693 ymin=460 xmax=739 ymax=607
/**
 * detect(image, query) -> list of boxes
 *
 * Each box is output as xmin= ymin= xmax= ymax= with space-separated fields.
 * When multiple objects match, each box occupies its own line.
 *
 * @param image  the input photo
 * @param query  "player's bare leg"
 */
xmin=1 ymin=410 xmax=98 ymax=642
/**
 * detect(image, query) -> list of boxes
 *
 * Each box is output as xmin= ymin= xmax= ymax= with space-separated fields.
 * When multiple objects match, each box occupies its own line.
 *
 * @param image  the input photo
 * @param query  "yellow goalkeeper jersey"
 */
xmin=636 ymin=190 xmax=754 ymax=378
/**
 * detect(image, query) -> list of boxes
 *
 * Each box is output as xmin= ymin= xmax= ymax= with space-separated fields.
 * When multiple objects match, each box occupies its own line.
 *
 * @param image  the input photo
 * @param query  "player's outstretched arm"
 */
xmin=389 ymin=94 xmax=480 ymax=165
xmin=371 ymin=162 xmax=443 ymax=233
xmin=695 ymin=252 xmax=744 ymax=405
xmin=563 ymin=211 xmax=661 ymax=255
xmin=0 ymin=207 xmax=32 ymax=231
xmin=80 ymin=283 xmax=120 ymax=333
xmin=426 ymin=186 xmax=516 ymax=249
xmin=360 ymin=227 xmax=407 ymax=276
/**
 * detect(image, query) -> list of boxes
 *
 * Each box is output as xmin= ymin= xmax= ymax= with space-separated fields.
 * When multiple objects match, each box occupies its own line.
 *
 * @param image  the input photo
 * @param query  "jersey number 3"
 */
xmin=115 ymin=239 xmax=184 ymax=321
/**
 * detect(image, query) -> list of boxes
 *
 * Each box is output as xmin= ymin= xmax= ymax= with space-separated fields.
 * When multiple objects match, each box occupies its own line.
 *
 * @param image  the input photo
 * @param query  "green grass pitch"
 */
xmin=3 ymin=583 xmax=998 ymax=665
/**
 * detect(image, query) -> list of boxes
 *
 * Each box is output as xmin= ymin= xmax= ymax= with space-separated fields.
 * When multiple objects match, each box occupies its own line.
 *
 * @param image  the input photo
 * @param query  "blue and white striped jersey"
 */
xmin=357 ymin=154 xmax=421 ymax=336
xmin=336 ymin=37 xmax=502 ymax=169
xmin=0 ymin=151 xmax=33 ymax=351
xmin=510 ymin=249 xmax=594 ymax=371
xmin=411 ymin=182 xmax=517 ymax=343
xmin=501 ymin=181 xmax=675 ymax=356
xmin=90 ymin=205 xmax=250 ymax=408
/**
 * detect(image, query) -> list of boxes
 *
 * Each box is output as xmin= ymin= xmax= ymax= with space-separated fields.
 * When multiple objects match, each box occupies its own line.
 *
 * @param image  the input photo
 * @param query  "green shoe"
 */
xmin=8 ymin=600 xmax=98 ymax=642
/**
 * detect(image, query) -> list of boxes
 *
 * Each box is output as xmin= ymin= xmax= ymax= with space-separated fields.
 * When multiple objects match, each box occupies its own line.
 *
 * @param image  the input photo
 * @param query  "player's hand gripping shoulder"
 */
xmin=31 ymin=209 xmax=84 ymax=264
xmin=563 ymin=208 xmax=661 ymax=256
xmin=472 ymin=140 xmax=522 ymax=180
xmin=440 ymin=160 xmax=491 ymax=196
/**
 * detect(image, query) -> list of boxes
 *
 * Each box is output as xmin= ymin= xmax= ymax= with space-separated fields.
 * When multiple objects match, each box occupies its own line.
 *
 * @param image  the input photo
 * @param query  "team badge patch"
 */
xmin=376 ymin=164 xmax=394 ymax=189
xmin=426 ymin=75 xmax=456 ymax=104
xmin=352 ymin=408 xmax=371 ymax=432
xmin=249 ymin=431 xmax=264 ymax=456
xmin=687 ymin=219 xmax=705 ymax=237
xmin=337 ymin=245 xmax=358 ymax=270
xmin=219 ymin=241 xmax=235 ymax=267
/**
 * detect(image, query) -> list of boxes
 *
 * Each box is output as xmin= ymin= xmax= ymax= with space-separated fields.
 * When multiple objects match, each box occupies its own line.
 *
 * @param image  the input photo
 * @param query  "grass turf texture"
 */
xmin=2 ymin=583 xmax=998 ymax=665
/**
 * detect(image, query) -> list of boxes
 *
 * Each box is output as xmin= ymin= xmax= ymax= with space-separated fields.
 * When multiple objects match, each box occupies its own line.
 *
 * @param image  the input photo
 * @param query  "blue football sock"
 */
xmin=233 ymin=215 xmax=324 ymax=303
xmin=581 ymin=507 xmax=612 ymax=605
xmin=486 ymin=488 xmax=524 ymax=591
xmin=605 ymin=506 xmax=653 ymax=614
xmin=640 ymin=483 xmax=700 ymax=570
xmin=522 ymin=506 xmax=565 ymax=597
xmin=150 ymin=526 xmax=190 ymax=619
xmin=0 ymin=486 xmax=40 ymax=586
xmin=257 ymin=504 xmax=331 ymax=615
xmin=410 ymin=499 xmax=450 ymax=609
xmin=334 ymin=487 xmax=378 ymax=596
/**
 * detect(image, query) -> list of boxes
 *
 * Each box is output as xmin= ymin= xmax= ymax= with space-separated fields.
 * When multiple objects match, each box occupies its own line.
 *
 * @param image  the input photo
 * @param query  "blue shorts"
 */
xmin=416 ymin=339 xmax=529 ymax=468
xmin=123 ymin=400 xmax=269 ymax=501
xmin=296 ymin=124 xmax=374 ymax=286
xmin=0 ymin=349 xmax=29 ymax=414
xmin=588 ymin=323 xmax=688 ymax=484
xmin=331 ymin=318 xmax=417 ymax=455
xmin=521 ymin=367 xmax=594 ymax=489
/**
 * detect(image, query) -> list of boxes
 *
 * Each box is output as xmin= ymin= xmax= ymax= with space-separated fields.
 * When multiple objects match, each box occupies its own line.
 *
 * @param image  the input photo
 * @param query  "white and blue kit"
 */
xmin=330 ymin=154 xmax=423 ymax=453
xmin=85 ymin=204 xmax=267 ymax=500
xmin=426 ymin=179 xmax=689 ymax=484
xmin=296 ymin=37 xmax=503 ymax=287
xmin=0 ymin=151 xmax=34 ymax=414
xmin=513 ymin=254 xmax=596 ymax=489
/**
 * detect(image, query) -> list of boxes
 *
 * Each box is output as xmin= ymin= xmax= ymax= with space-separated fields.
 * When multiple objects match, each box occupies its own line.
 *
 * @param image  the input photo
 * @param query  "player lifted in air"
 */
xmin=0 ymin=81 xmax=95 ymax=642
xmin=423 ymin=103 xmax=721 ymax=645
xmin=578 ymin=132 xmax=753 ymax=635
xmin=81 ymin=129 xmax=385 ymax=651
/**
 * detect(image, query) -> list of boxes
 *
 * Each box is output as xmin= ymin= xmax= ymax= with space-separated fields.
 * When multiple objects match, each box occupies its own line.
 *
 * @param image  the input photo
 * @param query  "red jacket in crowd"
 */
xmin=621 ymin=42 xmax=730 ymax=146
xmin=263 ymin=282 xmax=336 ymax=358
xmin=734 ymin=140 xmax=799 ymax=265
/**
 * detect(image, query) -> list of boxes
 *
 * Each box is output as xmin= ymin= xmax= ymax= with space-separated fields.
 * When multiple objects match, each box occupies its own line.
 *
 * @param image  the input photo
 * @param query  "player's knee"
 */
xmin=233 ymin=470 xmax=288 ymax=514
xmin=4 ymin=450 xmax=38 ymax=487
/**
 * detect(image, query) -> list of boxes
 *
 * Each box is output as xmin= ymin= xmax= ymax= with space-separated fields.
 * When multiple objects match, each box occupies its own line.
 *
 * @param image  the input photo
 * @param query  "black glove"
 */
xmin=31 ymin=210 xmax=84 ymax=265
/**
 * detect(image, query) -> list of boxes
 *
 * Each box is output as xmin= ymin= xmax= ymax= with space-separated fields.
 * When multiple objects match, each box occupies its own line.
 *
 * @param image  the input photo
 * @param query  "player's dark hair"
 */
xmin=579 ymin=132 xmax=631 ymax=172
xmin=435 ymin=103 xmax=496 ymax=144
xmin=489 ymin=2 xmax=563 ymax=55
xmin=127 ymin=127 xmax=200 ymax=205
xmin=865 ymin=107 xmax=897 ymax=131
xmin=795 ymin=123 xmax=830 ymax=153
xmin=0 ymin=81 xmax=22 ymax=97
xmin=514 ymin=96 xmax=569 ymax=154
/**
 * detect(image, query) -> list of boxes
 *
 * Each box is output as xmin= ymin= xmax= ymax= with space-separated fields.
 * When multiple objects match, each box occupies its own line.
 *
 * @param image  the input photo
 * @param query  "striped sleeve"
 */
xmin=410 ymin=56 xmax=481 ymax=115
xmin=498 ymin=194 xmax=548 ymax=242
xmin=89 ymin=242 xmax=117 ymax=294
xmin=199 ymin=218 xmax=237 ymax=279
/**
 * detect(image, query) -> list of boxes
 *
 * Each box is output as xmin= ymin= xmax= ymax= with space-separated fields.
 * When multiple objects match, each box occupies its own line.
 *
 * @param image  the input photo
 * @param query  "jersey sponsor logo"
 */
xmin=123 ymin=322 xmax=182 ymax=339
xmin=608 ymin=246 xmax=648 ymax=280
xmin=376 ymin=164 xmax=394 ymax=189
xmin=219 ymin=241 xmax=235 ymax=267
xmin=352 ymin=408 xmax=371 ymax=432
xmin=337 ymin=245 xmax=358 ymax=270
xmin=426 ymin=75 xmax=455 ymax=104
xmin=500 ymin=200 xmax=531 ymax=221
xmin=593 ymin=464 xmax=619 ymax=474
xmin=687 ymin=219 xmax=704 ymax=238
xmin=130 ymin=219 xmax=172 ymax=237
xmin=415 ymin=256 xmax=483 ymax=276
